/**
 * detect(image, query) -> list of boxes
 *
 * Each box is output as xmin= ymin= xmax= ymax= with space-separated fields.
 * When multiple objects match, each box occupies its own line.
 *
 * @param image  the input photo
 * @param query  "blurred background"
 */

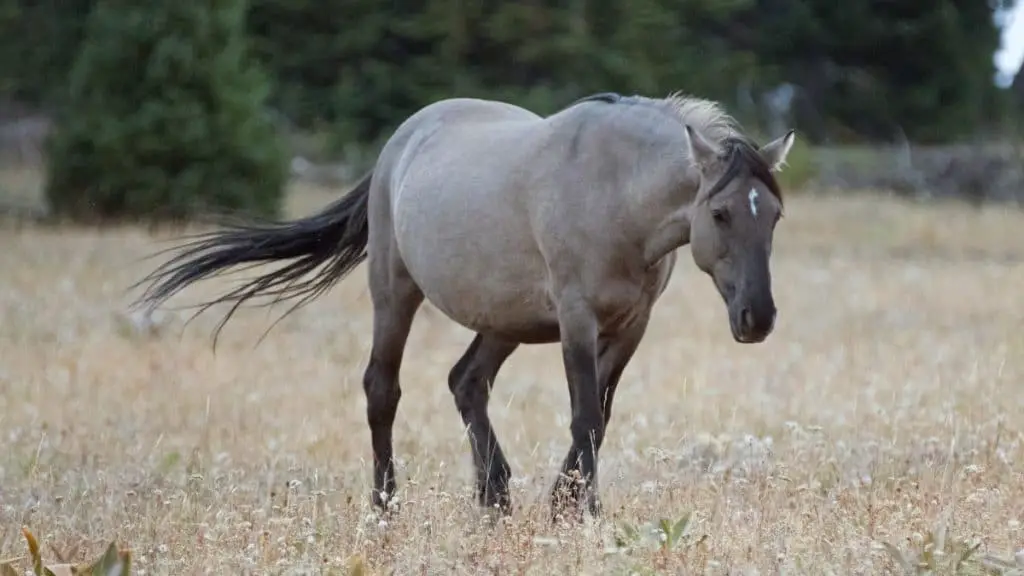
xmin=0 ymin=0 xmax=1022 ymax=220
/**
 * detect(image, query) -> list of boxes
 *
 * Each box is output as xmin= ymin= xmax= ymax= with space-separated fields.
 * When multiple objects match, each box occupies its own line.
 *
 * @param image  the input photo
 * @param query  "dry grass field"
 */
xmin=2 ymin=171 xmax=1024 ymax=574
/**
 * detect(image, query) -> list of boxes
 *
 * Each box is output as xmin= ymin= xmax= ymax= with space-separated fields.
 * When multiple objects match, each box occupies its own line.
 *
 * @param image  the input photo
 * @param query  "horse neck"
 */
xmin=555 ymin=102 xmax=702 ymax=246
xmin=623 ymin=142 xmax=701 ymax=236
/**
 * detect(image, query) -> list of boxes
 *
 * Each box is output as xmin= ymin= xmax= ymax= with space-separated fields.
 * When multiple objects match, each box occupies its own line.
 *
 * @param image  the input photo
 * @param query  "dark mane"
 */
xmin=564 ymin=91 xmax=641 ymax=109
xmin=706 ymin=137 xmax=783 ymax=205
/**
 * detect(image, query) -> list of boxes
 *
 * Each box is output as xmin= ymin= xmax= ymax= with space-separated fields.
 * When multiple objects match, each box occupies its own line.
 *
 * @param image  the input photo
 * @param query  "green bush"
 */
xmin=43 ymin=0 xmax=288 ymax=224
xmin=773 ymin=138 xmax=817 ymax=193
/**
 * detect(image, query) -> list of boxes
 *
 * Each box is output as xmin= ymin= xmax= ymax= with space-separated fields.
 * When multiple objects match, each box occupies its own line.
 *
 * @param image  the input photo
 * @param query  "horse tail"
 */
xmin=131 ymin=169 xmax=374 ymax=344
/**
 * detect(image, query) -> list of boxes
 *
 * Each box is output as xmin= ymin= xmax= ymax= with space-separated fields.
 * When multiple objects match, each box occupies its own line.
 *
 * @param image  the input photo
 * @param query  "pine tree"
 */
xmin=44 ymin=0 xmax=288 ymax=223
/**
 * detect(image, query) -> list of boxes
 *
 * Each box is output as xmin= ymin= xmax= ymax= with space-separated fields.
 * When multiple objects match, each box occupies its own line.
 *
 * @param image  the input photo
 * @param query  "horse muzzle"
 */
xmin=728 ymin=297 xmax=776 ymax=344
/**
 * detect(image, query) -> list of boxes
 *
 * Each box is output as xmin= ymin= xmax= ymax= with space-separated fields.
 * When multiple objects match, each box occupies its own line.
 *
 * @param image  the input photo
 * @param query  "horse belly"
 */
xmin=415 ymin=249 xmax=557 ymax=341
xmin=386 ymin=114 xmax=564 ymax=342
xmin=393 ymin=201 xmax=558 ymax=342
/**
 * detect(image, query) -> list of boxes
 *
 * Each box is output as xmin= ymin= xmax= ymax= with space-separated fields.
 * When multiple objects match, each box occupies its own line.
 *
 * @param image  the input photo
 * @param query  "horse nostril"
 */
xmin=741 ymin=307 xmax=754 ymax=332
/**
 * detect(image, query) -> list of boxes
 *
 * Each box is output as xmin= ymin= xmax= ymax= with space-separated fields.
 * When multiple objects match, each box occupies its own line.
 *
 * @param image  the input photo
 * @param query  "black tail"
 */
xmin=131 ymin=170 xmax=374 ymax=344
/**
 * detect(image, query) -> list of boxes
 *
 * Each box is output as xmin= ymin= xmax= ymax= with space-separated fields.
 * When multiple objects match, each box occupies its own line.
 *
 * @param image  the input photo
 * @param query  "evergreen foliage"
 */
xmin=0 ymin=0 xmax=1017 ymax=161
xmin=43 ymin=0 xmax=288 ymax=223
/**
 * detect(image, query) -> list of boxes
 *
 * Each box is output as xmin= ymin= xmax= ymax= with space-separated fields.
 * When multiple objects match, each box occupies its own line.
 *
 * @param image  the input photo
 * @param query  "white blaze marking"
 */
xmin=748 ymin=188 xmax=759 ymax=218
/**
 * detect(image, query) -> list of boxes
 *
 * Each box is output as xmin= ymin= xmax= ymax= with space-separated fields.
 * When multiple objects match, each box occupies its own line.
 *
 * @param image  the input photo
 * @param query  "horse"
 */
xmin=131 ymin=91 xmax=796 ymax=520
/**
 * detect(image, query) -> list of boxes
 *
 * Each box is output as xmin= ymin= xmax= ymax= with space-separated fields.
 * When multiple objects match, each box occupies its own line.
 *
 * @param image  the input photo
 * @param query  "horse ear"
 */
xmin=758 ymin=129 xmax=796 ymax=172
xmin=683 ymin=124 xmax=721 ymax=172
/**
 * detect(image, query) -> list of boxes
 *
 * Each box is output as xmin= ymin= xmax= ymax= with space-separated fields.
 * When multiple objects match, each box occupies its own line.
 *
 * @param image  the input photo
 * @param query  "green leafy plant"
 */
xmin=875 ymin=520 xmax=1024 ymax=576
xmin=773 ymin=138 xmax=817 ymax=192
xmin=606 ymin=511 xmax=708 ymax=574
xmin=0 ymin=527 xmax=130 ymax=576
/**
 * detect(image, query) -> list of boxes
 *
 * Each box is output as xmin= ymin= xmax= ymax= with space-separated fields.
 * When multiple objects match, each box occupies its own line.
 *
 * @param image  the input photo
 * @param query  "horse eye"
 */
xmin=712 ymin=209 xmax=729 ymax=225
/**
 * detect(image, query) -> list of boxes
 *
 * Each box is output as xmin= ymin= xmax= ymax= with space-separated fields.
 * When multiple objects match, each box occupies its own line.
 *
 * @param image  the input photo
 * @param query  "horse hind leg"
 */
xmin=448 ymin=334 xmax=519 ymax=514
xmin=363 ymin=241 xmax=424 ymax=512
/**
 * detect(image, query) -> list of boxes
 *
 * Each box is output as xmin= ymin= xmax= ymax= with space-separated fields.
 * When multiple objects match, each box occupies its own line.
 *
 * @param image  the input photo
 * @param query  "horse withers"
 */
xmin=132 ymin=91 xmax=795 ymax=521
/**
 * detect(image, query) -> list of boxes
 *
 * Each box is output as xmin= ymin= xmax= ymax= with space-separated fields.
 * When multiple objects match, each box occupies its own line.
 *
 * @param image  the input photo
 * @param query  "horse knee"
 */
xmin=447 ymin=357 xmax=469 ymax=394
xmin=447 ymin=366 xmax=482 ymax=415
xmin=448 ymin=338 xmax=485 ymax=411
xmin=363 ymin=360 xmax=401 ymax=426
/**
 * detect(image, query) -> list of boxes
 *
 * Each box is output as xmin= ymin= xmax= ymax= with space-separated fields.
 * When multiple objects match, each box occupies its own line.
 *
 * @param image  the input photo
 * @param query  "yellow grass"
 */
xmin=2 ymin=177 xmax=1024 ymax=574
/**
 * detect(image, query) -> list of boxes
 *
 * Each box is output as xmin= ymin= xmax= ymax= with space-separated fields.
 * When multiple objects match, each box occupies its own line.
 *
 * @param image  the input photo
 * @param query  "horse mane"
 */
xmin=661 ymin=91 xmax=741 ymax=145
xmin=566 ymin=91 xmax=740 ymax=144
xmin=661 ymin=92 xmax=782 ymax=205
xmin=566 ymin=91 xmax=783 ymax=204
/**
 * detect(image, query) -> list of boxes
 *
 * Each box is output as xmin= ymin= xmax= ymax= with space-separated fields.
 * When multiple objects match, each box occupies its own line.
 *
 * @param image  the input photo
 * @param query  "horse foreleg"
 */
xmin=448 ymin=333 xmax=519 ymax=514
xmin=598 ymin=315 xmax=650 ymax=427
xmin=550 ymin=294 xmax=604 ymax=520
xmin=363 ymin=254 xmax=423 ymax=513
xmin=551 ymin=313 xmax=651 ymax=521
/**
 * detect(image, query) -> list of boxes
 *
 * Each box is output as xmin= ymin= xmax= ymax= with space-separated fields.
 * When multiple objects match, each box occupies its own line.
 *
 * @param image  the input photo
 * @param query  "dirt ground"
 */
xmin=2 ymin=182 xmax=1024 ymax=574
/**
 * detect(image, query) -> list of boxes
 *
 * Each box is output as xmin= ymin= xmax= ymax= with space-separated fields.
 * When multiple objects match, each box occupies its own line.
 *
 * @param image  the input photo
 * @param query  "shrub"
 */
xmin=43 ymin=0 xmax=288 ymax=223
xmin=774 ymin=137 xmax=817 ymax=192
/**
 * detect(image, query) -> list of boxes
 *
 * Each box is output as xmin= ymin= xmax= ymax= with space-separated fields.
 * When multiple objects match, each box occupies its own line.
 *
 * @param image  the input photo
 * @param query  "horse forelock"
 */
xmin=706 ymin=138 xmax=784 ymax=206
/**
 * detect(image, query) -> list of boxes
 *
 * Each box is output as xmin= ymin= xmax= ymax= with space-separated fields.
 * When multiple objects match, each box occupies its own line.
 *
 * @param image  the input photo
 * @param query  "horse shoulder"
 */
xmin=537 ymin=229 xmax=658 ymax=327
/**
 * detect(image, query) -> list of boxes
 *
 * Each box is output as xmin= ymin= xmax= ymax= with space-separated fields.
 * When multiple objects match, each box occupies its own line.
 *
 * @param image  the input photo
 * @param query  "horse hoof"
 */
xmin=481 ymin=491 xmax=513 ymax=515
xmin=549 ymin=490 xmax=601 ymax=525
xmin=480 ymin=504 xmax=514 ymax=527
xmin=371 ymin=490 xmax=401 ymax=516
